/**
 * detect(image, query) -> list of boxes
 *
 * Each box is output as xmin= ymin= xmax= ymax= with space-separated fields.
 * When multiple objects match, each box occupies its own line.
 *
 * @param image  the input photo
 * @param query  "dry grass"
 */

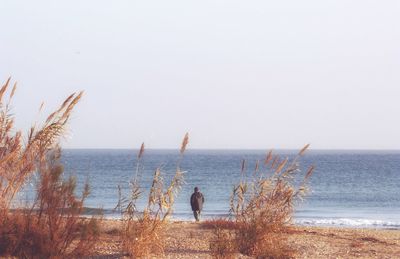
xmin=203 ymin=218 xmax=237 ymax=258
xmin=118 ymin=133 xmax=189 ymax=258
xmin=209 ymin=145 xmax=314 ymax=259
xmin=0 ymin=77 xmax=83 ymax=212
xmin=202 ymin=218 xmax=238 ymax=230
xmin=0 ymin=77 xmax=99 ymax=257
xmin=209 ymin=227 xmax=236 ymax=259
xmin=0 ymin=149 xmax=100 ymax=257
xmin=122 ymin=212 xmax=167 ymax=257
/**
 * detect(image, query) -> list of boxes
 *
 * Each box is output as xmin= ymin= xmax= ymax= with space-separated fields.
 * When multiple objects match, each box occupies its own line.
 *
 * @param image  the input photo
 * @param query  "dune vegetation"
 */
xmin=206 ymin=146 xmax=314 ymax=258
xmin=0 ymin=77 xmax=99 ymax=257
xmin=0 ymin=76 xmax=315 ymax=258
xmin=116 ymin=133 xmax=189 ymax=257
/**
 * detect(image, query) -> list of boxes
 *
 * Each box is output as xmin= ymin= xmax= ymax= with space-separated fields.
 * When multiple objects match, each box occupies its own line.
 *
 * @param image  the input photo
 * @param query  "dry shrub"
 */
xmin=232 ymin=146 xmax=314 ymax=258
xmin=0 ymin=77 xmax=99 ymax=257
xmin=209 ymin=227 xmax=236 ymax=259
xmin=0 ymin=77 xmax=83 ymax=211
xmin=118 ymin=133 xmax=189 ymax=258
xmin=210 ymin=146 xmax=314 ymax=259
xmin=0 ymin=150 xmax=99 ymax=257
xmin=204 ymin=219 xmax=237 ymax=259
xmin=202 ymin=218 xmax=238 ymax=230
xmin=122 ymin=212 xmax=166 ymax=257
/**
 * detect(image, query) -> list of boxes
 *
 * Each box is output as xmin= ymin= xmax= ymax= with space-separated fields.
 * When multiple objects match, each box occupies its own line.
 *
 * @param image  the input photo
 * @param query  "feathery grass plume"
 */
xmin=0 ymin=77 xmax=97 ymax=257
xmin=264 ymin=150 xmax=273 ymax=165
xmin=9 ymin=83 xmax=16 ymax=100
xmin=0 ymin=77 xmax=11 ymax=101
xmin=180 ymin=132 xmax=189 ymax=155
xmin=0 ymin=77 xmax=83 ymax=212
xmin=138 ymin=142 xmax=145 ymax=159
xmin=305 ymin=165 xmax=315 ymax=180
xmin=295 ymin=165 xmax=315 ymax=200
xmin=212 ymin=145 xmax=314 ymax=259
xmin=177 ymin=132 xmax=189 ymax=171
xmin=119 ymin=134 xmax=189 ymax=257
xmin=270 ymin=155 xmax=278 ymax=169
xmin=298 ymin=143 xmax=310 ymax=156
xmin=275 ymin=157 xmax=288 ymax=175
xmin=131 ymin=142 xmax=145 ymax=186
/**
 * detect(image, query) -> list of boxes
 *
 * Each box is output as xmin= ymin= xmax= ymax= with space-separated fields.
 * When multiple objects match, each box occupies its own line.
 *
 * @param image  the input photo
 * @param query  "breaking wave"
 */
xmin=295 ymin=218 xmax=400 ymax=229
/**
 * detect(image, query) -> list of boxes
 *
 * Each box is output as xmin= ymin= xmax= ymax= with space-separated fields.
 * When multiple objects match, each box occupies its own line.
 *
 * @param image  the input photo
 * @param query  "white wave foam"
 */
xmin=295 ymin=218 xmax=400 ymax=228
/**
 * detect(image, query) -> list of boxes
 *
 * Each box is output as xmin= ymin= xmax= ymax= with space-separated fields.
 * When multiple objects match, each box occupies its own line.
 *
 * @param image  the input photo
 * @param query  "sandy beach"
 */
xmin=93 ymin=220 xmax=400 ymax=258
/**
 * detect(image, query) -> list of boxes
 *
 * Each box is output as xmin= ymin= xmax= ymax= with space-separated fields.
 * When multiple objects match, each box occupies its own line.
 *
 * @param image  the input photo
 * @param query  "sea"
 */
xmin=18 ymin=149 xmax=400 ymax=229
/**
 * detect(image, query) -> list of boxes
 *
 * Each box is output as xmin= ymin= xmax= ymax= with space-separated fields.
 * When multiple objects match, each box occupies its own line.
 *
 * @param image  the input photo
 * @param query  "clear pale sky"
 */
xmin=1 ymin=0 xmax=399 ymax=149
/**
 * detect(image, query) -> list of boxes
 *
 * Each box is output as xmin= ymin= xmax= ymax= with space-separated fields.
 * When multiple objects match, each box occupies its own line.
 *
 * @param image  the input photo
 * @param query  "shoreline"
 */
xmin=13 ymin=207 xmax=400 ymax=230
xmin=83 ymin=213 xmax=400 ymax=230
xmin=93 ymin=219 xmax=400 ymax=258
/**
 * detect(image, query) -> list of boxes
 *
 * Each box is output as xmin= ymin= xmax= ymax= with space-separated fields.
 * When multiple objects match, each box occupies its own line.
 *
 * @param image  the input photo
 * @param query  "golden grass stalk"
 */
xmin=214 ymin=146 xmax=314 ymax=258
xmin=138 ymin=142 xmax=145 ymax=159
xmin=264 ymin=150 xmax=273 ymax=164
xmin=180 ymin=132 xmax=189 ymax=155
xmin=0 ymin=77 xmax=96 ymax=258
xmin=298 ymin=143 xmax=310 ymax=156
xmin=0 ymin=77 xmax=82 ymax=212
xmin=119 ymin=133 xmax=189 ymax=257
xmin=0 ymin=149 xmax=99 ymax=258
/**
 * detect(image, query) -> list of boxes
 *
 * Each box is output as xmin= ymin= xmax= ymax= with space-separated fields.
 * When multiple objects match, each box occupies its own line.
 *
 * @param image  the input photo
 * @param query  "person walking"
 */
xmin=190 ymin=187 xmax=204 ymax=222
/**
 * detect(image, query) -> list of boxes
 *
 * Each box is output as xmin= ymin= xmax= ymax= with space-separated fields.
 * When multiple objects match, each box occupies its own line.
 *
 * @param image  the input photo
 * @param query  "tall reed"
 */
xmin=118 ymin=133 xmax=189 ymax=257
xmin=0 ymin=77 xmax=83 ymax=212
xmin=209 ymin=145 xmax=314 ymax=258
xmin=0 ymin=77 xmax=99 ymax=257
xmin=0 ymin=149 xmax=99 ymax=257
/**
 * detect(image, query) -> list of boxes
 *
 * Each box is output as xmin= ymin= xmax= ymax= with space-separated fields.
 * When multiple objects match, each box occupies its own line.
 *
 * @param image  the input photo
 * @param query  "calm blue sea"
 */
xmin=19 ymin=149 xmax=400 ymax=229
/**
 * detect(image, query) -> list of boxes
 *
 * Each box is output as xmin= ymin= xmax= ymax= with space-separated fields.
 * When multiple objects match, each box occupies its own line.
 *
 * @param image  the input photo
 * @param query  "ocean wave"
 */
xmin=295 ymin=218 xmax=400 ymax=229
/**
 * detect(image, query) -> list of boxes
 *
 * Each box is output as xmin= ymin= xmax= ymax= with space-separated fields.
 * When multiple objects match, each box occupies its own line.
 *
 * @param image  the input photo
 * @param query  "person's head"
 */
xmin=194 ymin=187 xmax=199 ymax=193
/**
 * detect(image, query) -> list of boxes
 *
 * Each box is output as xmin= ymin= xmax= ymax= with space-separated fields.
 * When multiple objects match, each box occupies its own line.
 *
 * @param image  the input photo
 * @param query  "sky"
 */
xmin=1 ymin=0 xmax=399 ymax=149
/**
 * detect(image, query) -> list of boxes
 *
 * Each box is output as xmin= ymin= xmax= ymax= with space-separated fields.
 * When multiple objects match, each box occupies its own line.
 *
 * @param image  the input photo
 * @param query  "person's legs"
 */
xmin=193 ymin=210 xmax=200 ymax=221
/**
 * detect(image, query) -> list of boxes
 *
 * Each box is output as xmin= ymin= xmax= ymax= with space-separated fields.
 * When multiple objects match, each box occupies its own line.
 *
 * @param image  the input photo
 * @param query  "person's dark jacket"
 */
xmin=190 ymin=191 xmax=204 ymax=211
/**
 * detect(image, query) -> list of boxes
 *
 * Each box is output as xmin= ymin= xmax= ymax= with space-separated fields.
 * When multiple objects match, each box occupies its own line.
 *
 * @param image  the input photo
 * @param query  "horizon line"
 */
xmin=63 ymin=147 xmax=400 ymax=151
